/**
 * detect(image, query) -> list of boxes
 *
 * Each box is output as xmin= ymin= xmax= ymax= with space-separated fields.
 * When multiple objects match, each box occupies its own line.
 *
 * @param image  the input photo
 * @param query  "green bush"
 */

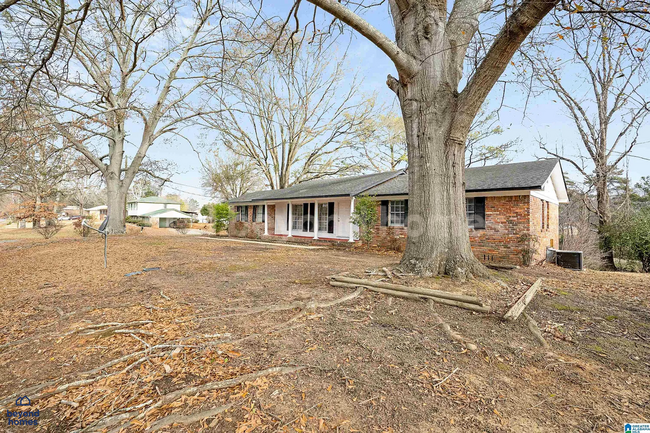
xmin=607 ymin=209 xmax=650 ymax=273
xmin=351 ymin=195 xmax=378 ymax=245
xmin=126 ymin=216 xmax=151 ymax=227
xmin=212 ymin=203 xmax=237 ymax=234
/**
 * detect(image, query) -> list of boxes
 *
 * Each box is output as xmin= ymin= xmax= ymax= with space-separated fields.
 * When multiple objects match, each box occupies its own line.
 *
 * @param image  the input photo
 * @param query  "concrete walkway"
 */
xmin=198 ymin=237 xmax=324 ymax=249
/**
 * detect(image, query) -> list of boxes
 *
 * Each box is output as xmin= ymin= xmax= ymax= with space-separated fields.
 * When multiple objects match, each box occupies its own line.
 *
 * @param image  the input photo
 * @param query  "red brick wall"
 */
xmin=228 ymin=205 xmax=275 ymax=238
xmin=367 ymin=195 xmax=559 ymax=266
xmin=469 ymin=195 xmax=530 ymax=265
xmin=529 ymin=196 xmax=559 ymax=263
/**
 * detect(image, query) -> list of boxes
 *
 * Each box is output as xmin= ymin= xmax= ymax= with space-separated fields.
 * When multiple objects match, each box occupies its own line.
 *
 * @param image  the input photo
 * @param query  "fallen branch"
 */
xmin=433 ymin=367 xmax=459 ymax=388
xmin=147 ymin=402 xmax=234 ymax=431
xmin=329 ymin=281 xmax=489 ymax=313
xmin=524 ymin=313 xmax=549 ymax=348
xmin=503 ymin=279 xmax=543 ymax=321
xmin=330 ymin=275 xmax=482 ymax=306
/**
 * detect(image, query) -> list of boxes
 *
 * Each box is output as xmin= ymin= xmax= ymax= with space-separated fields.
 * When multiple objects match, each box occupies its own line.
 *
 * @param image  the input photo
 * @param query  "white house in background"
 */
xmin=127 ymin=196 xmax=191 ymax=228
xmin=84 ymin=205 xmax=107 ymax=221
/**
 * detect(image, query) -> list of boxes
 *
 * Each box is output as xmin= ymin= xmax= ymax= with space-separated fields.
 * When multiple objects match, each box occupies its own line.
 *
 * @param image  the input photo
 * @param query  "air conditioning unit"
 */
xmin=546 ymin=248 xmax=583 ymax=271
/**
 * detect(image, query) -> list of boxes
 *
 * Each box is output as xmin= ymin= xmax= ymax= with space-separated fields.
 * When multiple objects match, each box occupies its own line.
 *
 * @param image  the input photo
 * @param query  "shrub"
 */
xmin=212 ymin=203 xmax=237 ymax=234
xmin=351 ymin=195 xmax=378 ymax=245
xmin=607 ymin=209 xmax=650 ymax=273
xmin=37 ymin=222 xmax=63 ymax=239
xmin=73 ymin=218 xmax=90 ymax=237
xmin=174 ymin=219 xmax=189 ymax=234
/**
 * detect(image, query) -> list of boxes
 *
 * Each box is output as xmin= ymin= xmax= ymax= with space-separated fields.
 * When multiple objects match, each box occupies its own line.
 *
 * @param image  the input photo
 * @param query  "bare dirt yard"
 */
xmin=0 ymin=234 xmax=648 ymax=432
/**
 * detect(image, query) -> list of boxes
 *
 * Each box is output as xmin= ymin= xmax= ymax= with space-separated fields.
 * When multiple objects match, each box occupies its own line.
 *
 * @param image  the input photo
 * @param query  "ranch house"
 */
xmin=228 ymin=159 xmax=569 ymax=266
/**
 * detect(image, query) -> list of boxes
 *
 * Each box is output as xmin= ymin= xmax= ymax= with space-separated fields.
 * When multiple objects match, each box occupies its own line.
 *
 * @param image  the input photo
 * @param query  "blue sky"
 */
xmin=153 ymin=3 xmax=650 ymax=205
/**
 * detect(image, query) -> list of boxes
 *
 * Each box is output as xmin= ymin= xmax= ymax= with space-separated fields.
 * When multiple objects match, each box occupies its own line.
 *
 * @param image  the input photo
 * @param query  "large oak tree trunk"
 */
xmin=393 ymin=1 xmax=487 ymax=278
xmin=105 ymin=173 xmax=127 ymax=235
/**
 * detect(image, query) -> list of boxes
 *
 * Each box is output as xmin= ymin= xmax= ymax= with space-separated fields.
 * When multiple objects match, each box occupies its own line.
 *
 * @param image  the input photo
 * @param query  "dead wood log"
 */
xmin=330 ymin=275 xmax=482 ymax=306
xmin=330 ymin=281 xmax=489 ymax=313
xmin=147 ymin=402 xmax=234 ymax=431
xmin=524 ymin=313 xmax=549 ymax=348
xmin=503 ymin=278 xmax=543 ymax=321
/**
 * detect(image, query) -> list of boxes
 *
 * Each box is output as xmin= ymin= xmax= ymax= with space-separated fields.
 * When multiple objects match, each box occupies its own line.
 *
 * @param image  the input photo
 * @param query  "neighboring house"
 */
xmin=127 ymin=196 xmax=191 ymax=228
xmin=228 ymin=159 xmax=569 ymax=266
xmin=84 ymin=205 xmax=108 ymax=221
xmin=61 ymin=205 xmax=81 ymax=217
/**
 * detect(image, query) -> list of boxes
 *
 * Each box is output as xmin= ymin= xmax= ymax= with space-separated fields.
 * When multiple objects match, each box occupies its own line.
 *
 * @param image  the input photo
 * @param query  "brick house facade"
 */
xmin=228 ymin=159 xmax=568 ymax=266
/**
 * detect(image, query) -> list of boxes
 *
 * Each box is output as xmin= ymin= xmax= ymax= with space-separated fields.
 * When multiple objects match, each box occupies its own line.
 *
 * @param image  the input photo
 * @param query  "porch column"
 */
xmin=287 ymin=202 xmax=292 ymax=237
xmin=313 ymin=200 xmax=319 ymax=240
xmin=348 ymin=196 xmax=355 ymax=242
xmin=264 ymin=203 xmax=268 ymax=235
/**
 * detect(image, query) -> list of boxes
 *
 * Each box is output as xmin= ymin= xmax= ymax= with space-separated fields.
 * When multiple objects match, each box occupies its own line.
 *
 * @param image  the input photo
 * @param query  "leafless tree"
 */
xmin=201 ymin=152 xmax=262 ymax=201
xmin=202 ymin=28 xmax=378 ymax=189
xmin=278 ymin=0 xmax=649 ymax=277
xmin=354 ymin=107 xmax=517 ymax=172
xmin=526 ymin=15 xmax=650 ymax=268
xmin=465 ymin=109 xmax=519 ymax=167
xmin=6 ymin=0 xmax=248 ymax=233
xmin=0 ymin=110 xmax=79 ymax=227
xmin=352 ymin=112 xmax=408 ymax=173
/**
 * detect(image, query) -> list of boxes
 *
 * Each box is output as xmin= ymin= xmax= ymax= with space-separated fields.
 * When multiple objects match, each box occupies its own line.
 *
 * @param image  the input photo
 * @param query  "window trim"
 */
xmin=388 ymin=200 xmax=406 ymax=227
xmin=318 ymin=203 xmax=328 ymax=232
xmin=291 ymin=204 xmax=303 ymax=230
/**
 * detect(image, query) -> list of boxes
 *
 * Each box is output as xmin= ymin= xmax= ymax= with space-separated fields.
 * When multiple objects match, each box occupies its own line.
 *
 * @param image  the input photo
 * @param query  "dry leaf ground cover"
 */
xmin=0 ymin=233 xmax=648 ymax=432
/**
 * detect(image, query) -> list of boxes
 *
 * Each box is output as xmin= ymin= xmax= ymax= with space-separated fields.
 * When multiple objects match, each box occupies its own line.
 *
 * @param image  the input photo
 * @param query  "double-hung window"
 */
xmin=389 ymin=200 xmax=406 ymax=226
xmin=318 ymin=203 xmax=328 ymax=232
xmin=253 ymin=205 xmax=265 ymax=223
xmin=235 ymin=206 xmax=248 ymax=222
xmin=292 ymin=204 xmax=303 ymax=230
xmin=466 ymin=197 xmax=485 ymax=229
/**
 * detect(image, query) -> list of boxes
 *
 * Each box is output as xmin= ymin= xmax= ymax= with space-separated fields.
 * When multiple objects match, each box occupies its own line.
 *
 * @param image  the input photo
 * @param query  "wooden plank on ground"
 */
xmin=503 ymin=278 xmax=543 ymax=322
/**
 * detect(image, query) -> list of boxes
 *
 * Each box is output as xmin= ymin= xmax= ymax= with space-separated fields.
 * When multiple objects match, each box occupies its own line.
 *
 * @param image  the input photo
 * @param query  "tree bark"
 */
xmin=595 ymin=172 xmax=616 ymax=270
xmin=105 ymin=172 xmax=127 ymax=235
xmin=390 ymin=1 xmax=487 ymax=278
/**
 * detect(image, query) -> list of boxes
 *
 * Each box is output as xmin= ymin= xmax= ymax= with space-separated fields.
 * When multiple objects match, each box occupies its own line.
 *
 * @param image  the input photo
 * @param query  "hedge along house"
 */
xmin=229 ymin=159 xmax=569 ymax=266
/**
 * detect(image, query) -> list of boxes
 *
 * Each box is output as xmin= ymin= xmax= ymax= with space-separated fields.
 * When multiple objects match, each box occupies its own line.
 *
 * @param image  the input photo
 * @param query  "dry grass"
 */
xmin=0 ymin=235 xmax=648 ymax=432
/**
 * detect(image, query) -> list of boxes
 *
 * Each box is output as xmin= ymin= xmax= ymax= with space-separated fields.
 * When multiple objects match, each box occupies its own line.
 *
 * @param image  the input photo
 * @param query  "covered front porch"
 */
xmin=232 ymin=197 xmax=359 ymax=242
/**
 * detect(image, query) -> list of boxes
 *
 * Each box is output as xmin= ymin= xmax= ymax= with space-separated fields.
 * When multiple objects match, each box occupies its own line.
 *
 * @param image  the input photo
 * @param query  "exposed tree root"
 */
xmin=196 ymin=288 xmax=364 ymax=322
xmin=138 ymin=366 xmax=304 ymax=420
xmin=430 ymin=302 xmax=478 ymax=351
xmin=524 ymin=313 xmax=549 ymax=348
xmin=147 ymin=402 xmax=234 ymax=431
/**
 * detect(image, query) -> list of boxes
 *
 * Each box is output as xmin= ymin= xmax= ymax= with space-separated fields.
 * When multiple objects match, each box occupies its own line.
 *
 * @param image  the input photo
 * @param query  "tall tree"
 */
xmin=201 ymin=153 xmax=261 ymax=201
xmin=465 ymin=109 xmax=519 ymax=167
xmin=528 ymin=17 xmax=650 ymax=268
xmin=352 ymin=113 xmax=408 ymax=172
xmin=281 ymin=0 xmax=648 ymax=277
xmin=7 ymin=0 xmax=243 ymax=233
xmin=203 ymin=29 xmax=378 ymax=189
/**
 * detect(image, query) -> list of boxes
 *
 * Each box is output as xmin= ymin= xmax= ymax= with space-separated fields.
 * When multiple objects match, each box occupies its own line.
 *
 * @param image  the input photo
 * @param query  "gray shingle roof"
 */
xmin=231 ymin=171 xmax=404 ymax=203
xmin=230 ymin=159 xmax=561 ymax=203
xmin=365 ymin=159 xmax=561 ymax=196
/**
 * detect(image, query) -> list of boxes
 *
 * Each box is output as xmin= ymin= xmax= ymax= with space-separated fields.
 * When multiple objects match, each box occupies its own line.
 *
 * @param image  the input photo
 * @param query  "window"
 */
xmin=466 ymin=197 xmax=485 ymax=229
xmin=541 ymin=200 xmax=546 ymax=230
xmin=292 ymin=204 xmax=303 ymax=230
xmin=235 ymin=206 xmax=248 ymax=222
xmin=253 ymin=205 xmax=265 ymax=223
xmin=318 ymin=203 xmax=328 ymax=232
xmin=389 ymin=200 xmax=406 ymax=226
